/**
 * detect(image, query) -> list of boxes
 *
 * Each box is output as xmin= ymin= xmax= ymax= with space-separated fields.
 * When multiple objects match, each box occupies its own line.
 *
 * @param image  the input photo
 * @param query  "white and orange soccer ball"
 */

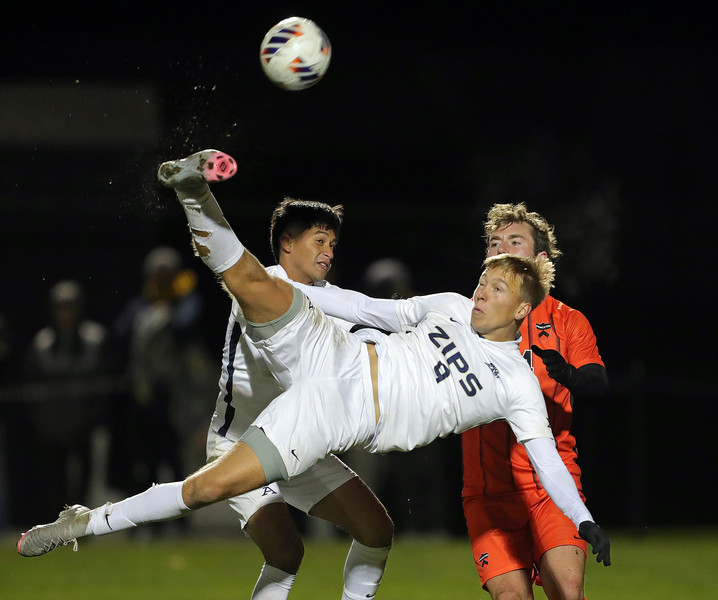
xmin=259 ymin=17 xmax=332 ymax=91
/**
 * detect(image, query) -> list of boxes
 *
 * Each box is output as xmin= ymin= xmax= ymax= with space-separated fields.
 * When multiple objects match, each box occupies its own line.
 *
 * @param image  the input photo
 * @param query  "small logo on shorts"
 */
xmin=478 ymin=552 xmax=489 ymax=568
xmin=291 ymin=449 xmax=300 ymax=460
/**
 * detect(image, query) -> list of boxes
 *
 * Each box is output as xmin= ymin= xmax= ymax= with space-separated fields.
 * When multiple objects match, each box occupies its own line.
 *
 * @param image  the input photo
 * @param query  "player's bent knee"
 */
xmin=184 ymin=468 xmax=245 ymax=507
xmin=183 ymin=476 xmax=225 ymax=508
xmin=265 ymin=536 xmax=305 ymax=573
xmin=348 ymin=506 xmax=394 ymax=548
xmin=365 ymin=509 xmax=394 ymax=547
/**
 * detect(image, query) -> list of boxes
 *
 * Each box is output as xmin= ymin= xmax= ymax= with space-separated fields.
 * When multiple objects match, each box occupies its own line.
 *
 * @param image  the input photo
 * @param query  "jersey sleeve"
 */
xmin=505 ymin=371 xmax=554 ymax=443
xmin=393 ymin=293 xmax=472 ymax=329
xmin=293 ymin=282 xmax=405 ymax=332
xmin=524 ymin=437 xmax=594 ymax=528
xmin=563 ymin=308 xmax=604 ymax=369
xmin=293 ymin=285 xmax=470 ymax=334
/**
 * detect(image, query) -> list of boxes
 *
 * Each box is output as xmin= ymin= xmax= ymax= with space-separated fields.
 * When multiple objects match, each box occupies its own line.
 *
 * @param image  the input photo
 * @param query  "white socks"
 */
xmin=249 ymin=540 xmax=390 ymax=600
xmin=176 ymin=185 xmax=245 ymax=273
xmin=342 ymin=540 xmax=391 ymax=600
xmin=87 ymin=482 xmax=189 ymax=536
xmin=251 ymin=564 xmax=296 ymax=600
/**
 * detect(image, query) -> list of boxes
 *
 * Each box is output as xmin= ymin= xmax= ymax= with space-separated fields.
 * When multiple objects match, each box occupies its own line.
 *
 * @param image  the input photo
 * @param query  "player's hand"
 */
xmin=531 ymin=345 xmax=575 ymax=387
xmin=578 ymin=521 xmax=611 ymax=566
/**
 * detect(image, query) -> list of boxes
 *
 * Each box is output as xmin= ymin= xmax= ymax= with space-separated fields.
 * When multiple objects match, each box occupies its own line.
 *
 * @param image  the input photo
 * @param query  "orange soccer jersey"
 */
xmin=462 ymin=295 xmax=604 ymax=498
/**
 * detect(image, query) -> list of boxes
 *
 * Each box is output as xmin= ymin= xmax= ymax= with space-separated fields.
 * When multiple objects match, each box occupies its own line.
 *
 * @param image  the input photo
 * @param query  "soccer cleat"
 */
xmin=17 ymin=504 xmax=90 ymax=557
xmin=157 ymin=149 xmax=237 ymax=190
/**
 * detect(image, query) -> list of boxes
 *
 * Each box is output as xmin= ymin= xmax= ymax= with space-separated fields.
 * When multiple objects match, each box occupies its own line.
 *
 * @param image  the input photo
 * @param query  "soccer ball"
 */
xmin=259 ymin=17 xmax=332 ymax=91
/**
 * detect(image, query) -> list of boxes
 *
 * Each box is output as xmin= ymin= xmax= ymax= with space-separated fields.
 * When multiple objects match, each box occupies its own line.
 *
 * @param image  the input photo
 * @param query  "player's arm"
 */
xmin=531 ymin=345 xmax=608 ymax=400
xmin=523 ymin=437 xmax=611 ymax=566
xmin=568 ymin=363 xmax=608 ymax=399
xmin=294 ymin=284 xmax=465 ymax=333
xmin=293 ymin=283 xmax=406 ymax=332
xmin=531 ymin=306 xmax=609 ymax=400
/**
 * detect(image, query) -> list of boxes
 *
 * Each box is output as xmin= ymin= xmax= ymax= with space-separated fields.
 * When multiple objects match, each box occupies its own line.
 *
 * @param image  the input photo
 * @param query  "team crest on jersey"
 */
xmin=485 ymin=362 xmax=500 ymax=379
xmin=535 ymin=322 xmax=551 ymax=340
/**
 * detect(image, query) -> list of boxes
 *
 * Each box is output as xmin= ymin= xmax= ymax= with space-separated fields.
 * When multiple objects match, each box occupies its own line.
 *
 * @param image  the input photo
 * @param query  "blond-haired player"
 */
xmin=463 ymin=203 xmax=609 ymax=600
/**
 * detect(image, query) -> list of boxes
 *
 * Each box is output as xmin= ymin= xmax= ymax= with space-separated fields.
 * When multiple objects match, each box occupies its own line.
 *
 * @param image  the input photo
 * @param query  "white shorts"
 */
xmin=206 ymin=428 xmax=356 ymax=528
xmin=248 ymin=291 xmax=378 ymax=479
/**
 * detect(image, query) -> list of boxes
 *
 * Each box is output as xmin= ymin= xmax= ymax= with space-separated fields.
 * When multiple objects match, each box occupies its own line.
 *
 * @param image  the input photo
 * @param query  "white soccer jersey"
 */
xmin=292 ymin=287 xmax=553 ymax=452
xmin=210 ymin=265 xmax=352 ymax=440
xmin=357 ymin=293 xmax=551 ymax=452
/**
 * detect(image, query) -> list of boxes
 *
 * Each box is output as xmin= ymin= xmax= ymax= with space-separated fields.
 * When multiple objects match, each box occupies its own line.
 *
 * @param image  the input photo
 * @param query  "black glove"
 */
xmin=531 ymin=345 xmax=577 ymax=387
xmin=579 ymin=521 xmax=611 ymax=566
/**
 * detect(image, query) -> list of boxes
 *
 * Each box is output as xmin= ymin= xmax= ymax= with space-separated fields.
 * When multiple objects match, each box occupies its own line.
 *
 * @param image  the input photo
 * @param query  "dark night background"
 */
xmin=1 ymin=2 xmax=716 ymax=533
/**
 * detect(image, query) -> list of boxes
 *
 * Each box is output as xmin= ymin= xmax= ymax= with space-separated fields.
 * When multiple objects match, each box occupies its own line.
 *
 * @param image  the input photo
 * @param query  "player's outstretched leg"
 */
xmin=157 ymin=149 xmax=244 ymax=273
xmin=17 ymin=504 xmax=90 ymax=557
xmin=157 ymin=149 xmax=237 ymax=190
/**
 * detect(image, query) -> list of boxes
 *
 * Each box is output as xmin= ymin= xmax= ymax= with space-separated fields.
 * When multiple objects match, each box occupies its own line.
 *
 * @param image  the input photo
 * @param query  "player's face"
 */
xmin=470 ymin=268 xmax=531 ymax=341
xmin=281 ymin=226 xmax=337 ymax=284
xmin=486 ymin=222 xmax=544 ymax=258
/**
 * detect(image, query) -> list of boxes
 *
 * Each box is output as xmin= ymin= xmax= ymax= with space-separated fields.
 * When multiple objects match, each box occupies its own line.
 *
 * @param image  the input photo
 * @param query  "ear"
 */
xmin=536 ymin=250 xmax=549 ymax=259
xmin=279 ymin=233 xmax=294 ymax=255
xmin=515 ymin=301 xmax=532 ymax=321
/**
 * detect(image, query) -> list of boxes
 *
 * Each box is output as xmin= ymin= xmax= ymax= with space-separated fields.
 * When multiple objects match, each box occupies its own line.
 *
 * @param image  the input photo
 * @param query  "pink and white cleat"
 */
xmin=157 ymin=149 xmax=237 ymax=190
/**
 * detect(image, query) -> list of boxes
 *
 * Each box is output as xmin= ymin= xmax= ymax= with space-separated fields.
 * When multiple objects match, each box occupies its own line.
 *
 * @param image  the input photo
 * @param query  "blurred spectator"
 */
xmin=362 ymin=258 xmax=415 ymax=300
xmin=20 ymin=280 xmax=110 ymax=520
xmin=108 ymin=246 xmax=215 ymax=534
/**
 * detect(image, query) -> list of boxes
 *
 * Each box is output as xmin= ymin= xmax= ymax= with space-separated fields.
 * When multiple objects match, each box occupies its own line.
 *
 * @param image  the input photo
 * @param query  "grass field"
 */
xmin=2 ymin=528 xmax=717 ymax=599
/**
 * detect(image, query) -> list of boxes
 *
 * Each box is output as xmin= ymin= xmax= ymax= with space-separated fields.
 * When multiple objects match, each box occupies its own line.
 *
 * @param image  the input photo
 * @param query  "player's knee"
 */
xmin=265 ymin=535 xmax=305 ymax=574
xmin=551 ymin=579 xmax=584 ymax=600
xmin=485 ymin=573 xmax=533 ymax=600
xmin=374 ymin=509 xmax=395 ymax=547
xmin=539 ymin=572 xmax=583 ymax=600
xmin=539 ymin=558 xmax=585 ymax=600
xmin=355 ymin=506 xmax=395 ymax=548
xmin=490 ymin=592 xmax=528 ymax=600
xmin=183 ymin=473 xmax=234 ymax=508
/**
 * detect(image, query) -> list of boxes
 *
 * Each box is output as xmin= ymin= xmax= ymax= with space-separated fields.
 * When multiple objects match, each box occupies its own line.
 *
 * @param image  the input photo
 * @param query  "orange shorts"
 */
xmin=462 ymin=488 xmax=587 ymax=587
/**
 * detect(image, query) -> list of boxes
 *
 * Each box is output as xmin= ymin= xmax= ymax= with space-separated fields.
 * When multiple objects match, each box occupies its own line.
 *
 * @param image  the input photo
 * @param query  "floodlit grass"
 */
xmin=2 ymin=529 xmax=717 ymax=599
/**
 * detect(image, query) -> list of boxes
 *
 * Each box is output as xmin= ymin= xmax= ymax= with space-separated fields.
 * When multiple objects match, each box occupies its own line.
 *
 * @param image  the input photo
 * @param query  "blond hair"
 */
xmin=484 ymin=203 xmax=562 ymax=261
xmin=483 ymin=254 xmax=554 ymax=308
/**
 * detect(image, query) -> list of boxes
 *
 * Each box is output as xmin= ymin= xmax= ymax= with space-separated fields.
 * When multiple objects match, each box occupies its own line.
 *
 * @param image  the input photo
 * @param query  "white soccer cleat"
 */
xmin=17 ymin=504 xmax=90 ymax=557
xmin=157 ymin=149 xmax=237 ymax=190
